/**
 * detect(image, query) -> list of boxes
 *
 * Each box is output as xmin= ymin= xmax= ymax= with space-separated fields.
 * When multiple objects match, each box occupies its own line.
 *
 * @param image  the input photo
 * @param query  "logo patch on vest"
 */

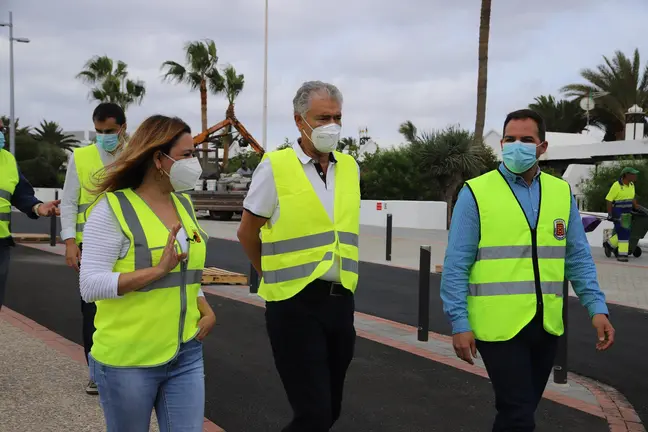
xmin=553 ymin=219 xmax=566 ymax=240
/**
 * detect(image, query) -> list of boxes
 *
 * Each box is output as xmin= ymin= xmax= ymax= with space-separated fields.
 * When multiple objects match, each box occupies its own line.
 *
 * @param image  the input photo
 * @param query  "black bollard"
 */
xmin=249 ymin=263 xmax=259 ymax=294
xmin=49 ymin=190 xmax=58 ymax=247
xmin=417 ymin=245 xmax=431 ymax=342
xmin=386 ymin=213 xmax=393 ymax=261
xmin=553 ymin=279 xmax=569 ymax=384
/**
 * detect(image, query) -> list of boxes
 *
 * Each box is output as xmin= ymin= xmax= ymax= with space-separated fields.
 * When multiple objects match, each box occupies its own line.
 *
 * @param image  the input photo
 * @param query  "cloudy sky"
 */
xmin=1 ymin=0 xmax=647 ymax=150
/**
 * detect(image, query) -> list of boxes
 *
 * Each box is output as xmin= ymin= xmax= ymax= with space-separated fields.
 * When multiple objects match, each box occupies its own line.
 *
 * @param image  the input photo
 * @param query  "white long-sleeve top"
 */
xmin=60 ymin=144 xmax=119 ymax=241
xmin=79 ymin=198 xmax=205 ymax=302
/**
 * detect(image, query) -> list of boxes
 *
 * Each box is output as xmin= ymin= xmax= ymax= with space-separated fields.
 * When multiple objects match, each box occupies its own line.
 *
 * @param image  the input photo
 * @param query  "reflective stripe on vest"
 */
xmin=0 ymin=150 xmax=19 ymax=239
xmin=111 ymin=191 xmax=204 ymax=291
xmin=613 ymin=199 xmax=634 ymax=209
xmin=466 ymin=169 xmax=571 ymax=342
xmin=258 ymin=148 xmax=360 ymax=301
xmin=261 ymin=230 xmax=359 ymax=284
xmin=91 ymin=189 xmax=206 ymax=367
xmin=73 ymin=145 xmax=104 ymax=244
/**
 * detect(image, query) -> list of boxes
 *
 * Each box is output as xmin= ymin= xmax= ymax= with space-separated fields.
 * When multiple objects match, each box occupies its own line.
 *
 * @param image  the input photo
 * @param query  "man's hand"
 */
xmin=196 ymin=312 xmax=216 ymax=341
xmin=452 ymin=331 xmax=478 ymax=365
xmin=37 ymin=200 xmax=61 ymax=217
xmin=65 ymin=240 xmax=81 ymax=272
xmin=592 ymin=314 xmax=615 ymax=351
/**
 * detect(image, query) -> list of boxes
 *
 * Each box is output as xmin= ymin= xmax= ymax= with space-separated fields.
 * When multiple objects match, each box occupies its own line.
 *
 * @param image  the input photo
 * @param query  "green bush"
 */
xmin=581 ymin=160 xmax=648 ymax=212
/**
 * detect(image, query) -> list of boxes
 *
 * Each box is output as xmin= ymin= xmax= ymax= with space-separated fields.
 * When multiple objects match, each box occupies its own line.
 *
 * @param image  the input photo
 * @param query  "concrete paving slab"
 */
xmin=0 ymin=318 xmax=156 ymax=431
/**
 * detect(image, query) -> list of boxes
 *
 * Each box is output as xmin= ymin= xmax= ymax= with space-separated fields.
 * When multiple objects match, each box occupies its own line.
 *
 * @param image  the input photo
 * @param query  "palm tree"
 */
xmin=528 ymin=95 xmax=590 ymax=134
xmin=401 ymin=123 xmax=492 ymax=228
xmin=76 ymin=55 xmax=146 ymax=111
xmin=561 ymin=48 xmax=648 ymax=140
xmin=473 ymin=0 xmax=492 ymax=144
xmin=0 ymin=116 xmax=31 ymax=136
xmin=161 ymin=39 xmax=224 ymax=166
xmin=220 ymin=65 xmax=245 ymax=169
xmin=33 ymin=120 xmax=80 ymax=151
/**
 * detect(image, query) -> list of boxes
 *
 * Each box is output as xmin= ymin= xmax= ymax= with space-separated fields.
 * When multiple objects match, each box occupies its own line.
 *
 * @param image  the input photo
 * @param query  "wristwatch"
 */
xmin=32 ymin=203 xmax=42 ymax=216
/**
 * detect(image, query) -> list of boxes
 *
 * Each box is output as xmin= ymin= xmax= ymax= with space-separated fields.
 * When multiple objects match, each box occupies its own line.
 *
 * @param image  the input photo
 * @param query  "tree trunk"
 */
xmin=223 ymin=103 xmax=236 ymax=170
xmin=200 ymin=79 xmax=208 ymax=168
xmin=473 ymin=0 xmax=492 ymax=145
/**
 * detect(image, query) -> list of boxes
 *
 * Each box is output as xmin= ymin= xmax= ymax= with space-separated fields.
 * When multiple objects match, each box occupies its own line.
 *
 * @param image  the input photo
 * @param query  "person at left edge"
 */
xmin=0 ymin=118 xmax=60 ymax=310
xmin=440 ymin=109 xmax=614 ymax=431
xmin=79 ymin=115 xmax=215 ymax=432
xmin=60 ymin=102 xmax=127 ymax=395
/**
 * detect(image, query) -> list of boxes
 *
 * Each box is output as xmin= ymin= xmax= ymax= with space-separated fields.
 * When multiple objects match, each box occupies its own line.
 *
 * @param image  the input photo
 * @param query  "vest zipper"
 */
xmin=178 ymin=259 xmax=188 ymax=346
xmin=530 ymin=228 xmax=543 ymax=308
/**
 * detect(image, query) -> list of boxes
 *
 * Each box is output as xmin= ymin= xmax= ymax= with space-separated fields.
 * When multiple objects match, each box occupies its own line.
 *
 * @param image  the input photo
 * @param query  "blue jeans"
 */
xmin=89 ymin=338 xmax=205 ymax=432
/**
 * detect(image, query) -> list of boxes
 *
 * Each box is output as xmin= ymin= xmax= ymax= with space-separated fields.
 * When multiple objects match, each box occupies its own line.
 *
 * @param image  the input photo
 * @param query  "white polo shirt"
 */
xmin=243 ymin=142 xmax=360 ymax=283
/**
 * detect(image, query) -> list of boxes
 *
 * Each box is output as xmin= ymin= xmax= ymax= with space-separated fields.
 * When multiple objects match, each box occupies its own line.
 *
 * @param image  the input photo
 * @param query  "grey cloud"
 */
xmin=1 ymin=0 xmax=647 ymax=149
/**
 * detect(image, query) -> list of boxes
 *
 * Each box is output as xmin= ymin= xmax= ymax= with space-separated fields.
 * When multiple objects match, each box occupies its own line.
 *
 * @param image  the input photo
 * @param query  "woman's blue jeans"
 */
xmin=89 ymin=338 xmax=205 ymax=432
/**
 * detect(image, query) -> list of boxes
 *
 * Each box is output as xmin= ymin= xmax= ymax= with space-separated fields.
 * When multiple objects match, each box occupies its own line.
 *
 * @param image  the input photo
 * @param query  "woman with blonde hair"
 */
xmin=80 ymin=114 xmax=215 ymax=431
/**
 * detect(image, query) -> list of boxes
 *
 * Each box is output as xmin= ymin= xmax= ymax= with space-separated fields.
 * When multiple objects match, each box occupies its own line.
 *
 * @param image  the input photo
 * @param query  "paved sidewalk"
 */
xmin=0 ymin=307 xmax=222 ymax=432
xmin=0 ymin=314 xmax=108 ymax=432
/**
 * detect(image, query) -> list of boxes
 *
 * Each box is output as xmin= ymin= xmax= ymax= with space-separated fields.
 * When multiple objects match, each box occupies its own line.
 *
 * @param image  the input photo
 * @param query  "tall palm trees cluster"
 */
xmin=76 ymin=39 xmax=245 ymax=145
xmin=529 ymin=49 xmax=648 ymax=141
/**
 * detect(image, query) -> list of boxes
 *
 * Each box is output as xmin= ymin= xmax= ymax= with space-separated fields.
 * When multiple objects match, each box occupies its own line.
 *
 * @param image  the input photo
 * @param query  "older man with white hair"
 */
xmin=238 ymin=81 xmax=360 ymax=432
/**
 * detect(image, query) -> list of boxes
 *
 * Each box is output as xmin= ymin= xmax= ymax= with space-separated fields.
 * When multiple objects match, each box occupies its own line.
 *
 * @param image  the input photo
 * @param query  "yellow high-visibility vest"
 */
xmin=258 ymin=148 xmax=360 ymax=302
xmin=73 ymin=144 xmax=104 ymax=244
xmin=465 ymin=170 xmax=571 ymax=342
xmin=605 ymin=180 xmax=635 ymax=210
xmin=0 ymin=149 xmax=19 ymax=240
xmin=90 ymin=189 xmax=207 ymax=367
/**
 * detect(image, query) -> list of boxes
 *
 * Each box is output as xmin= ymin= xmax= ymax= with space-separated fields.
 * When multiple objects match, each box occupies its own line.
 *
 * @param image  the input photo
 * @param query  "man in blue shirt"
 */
xmin=440 ymin=109 xmax=614 ymax=431
xmin=0 ymin=120 xmax=60 ymax=310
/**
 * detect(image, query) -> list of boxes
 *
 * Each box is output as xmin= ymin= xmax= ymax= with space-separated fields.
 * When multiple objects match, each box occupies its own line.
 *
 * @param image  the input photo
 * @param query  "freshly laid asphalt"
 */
xmin=5 ymin=245 xmax=607 ymax=431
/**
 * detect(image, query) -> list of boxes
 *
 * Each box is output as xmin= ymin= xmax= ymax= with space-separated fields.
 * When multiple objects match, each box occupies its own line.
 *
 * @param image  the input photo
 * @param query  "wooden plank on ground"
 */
xmin=202 ymin=267 xmax=248 ymax=285
xmin=12 ymin=233 xmax=59 ymax=243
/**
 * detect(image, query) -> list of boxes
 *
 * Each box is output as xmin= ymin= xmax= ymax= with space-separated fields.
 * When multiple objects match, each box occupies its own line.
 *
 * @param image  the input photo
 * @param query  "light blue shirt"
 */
xmin=440 ymin=164 xmax=609 ymax=334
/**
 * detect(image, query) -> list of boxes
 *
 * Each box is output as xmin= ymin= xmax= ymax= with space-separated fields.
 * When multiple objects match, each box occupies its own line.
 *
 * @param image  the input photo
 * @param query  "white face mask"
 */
xmin=303 ymin=118 xmax=341 ymax=153
xmin=163 ymin=155 xmax=203 ymax=192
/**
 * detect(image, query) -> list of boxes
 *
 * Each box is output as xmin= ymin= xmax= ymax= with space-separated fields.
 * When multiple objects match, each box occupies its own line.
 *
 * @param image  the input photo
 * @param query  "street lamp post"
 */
xmin=262 ymin=0 xmax=268 ymax=151
xmin=0 ymin=12 xmax=31 ymax=155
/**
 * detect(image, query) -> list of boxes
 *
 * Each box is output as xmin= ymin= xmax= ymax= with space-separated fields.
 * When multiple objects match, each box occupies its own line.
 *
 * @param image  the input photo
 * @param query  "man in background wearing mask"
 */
xmin=0 ymin=119 xmax=60 ymax=310
xmin=237 ymin=81 xmax=360 ymax=432
xmin=60 ymin=102 xmax=127 ymax=395
xmin=440 ymin=109 xmax=614 ymax=431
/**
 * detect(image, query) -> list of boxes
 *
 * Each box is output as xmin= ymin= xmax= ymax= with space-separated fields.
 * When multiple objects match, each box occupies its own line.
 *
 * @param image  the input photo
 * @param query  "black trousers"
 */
xmin=78 ymin=244 xmax=96 ymax=366
xmin=0 ymin=246 xmax=10 ymax=311
xmin=265 ymin=280 xmax=356 ymax=432
xmin=476 ymin=314 xmax=558 ymax=432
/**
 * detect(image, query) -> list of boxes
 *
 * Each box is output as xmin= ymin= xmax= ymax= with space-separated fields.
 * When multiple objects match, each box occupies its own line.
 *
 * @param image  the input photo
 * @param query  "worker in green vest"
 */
xmin=238 ymin=81 xmax=360 ymax=432
xmin=441 ymin=109 xmax=615 ymax=431
xmin=604 ymin=167 xmax=639 ymax=262
xmin=80 ymin=115 xmax=215 ymax=431
xmin=60 ymin=102 xmax=127 ymax=395
xmin=0 ymin=119 xmax=60 ymax=310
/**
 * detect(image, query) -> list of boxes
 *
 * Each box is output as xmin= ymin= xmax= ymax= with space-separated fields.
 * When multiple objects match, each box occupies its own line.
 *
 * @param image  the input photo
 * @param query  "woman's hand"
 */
xmin=157 ymin=223 xmax=187 ymax=274
xmin=196 ymin=313 xmax=216 ymax=341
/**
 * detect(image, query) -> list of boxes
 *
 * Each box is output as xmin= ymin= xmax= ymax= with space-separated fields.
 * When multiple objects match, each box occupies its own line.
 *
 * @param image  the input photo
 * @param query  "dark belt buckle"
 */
xmin=329 ymin=282 xmax=343 ymax=297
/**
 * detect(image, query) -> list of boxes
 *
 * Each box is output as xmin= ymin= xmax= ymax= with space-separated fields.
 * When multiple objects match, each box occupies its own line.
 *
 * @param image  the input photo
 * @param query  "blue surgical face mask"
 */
xmin=0 ymin=133 xmax=5 ymax=150
xmin=502 ymin=141 xmax=540 ymax=174
xmin=96 ymin=133 xmax=119 ymax=152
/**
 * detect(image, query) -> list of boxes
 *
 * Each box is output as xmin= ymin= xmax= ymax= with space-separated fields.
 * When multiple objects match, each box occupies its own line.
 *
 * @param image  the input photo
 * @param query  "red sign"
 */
xmin=376 ymin=202 xmax=382 ymax=210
